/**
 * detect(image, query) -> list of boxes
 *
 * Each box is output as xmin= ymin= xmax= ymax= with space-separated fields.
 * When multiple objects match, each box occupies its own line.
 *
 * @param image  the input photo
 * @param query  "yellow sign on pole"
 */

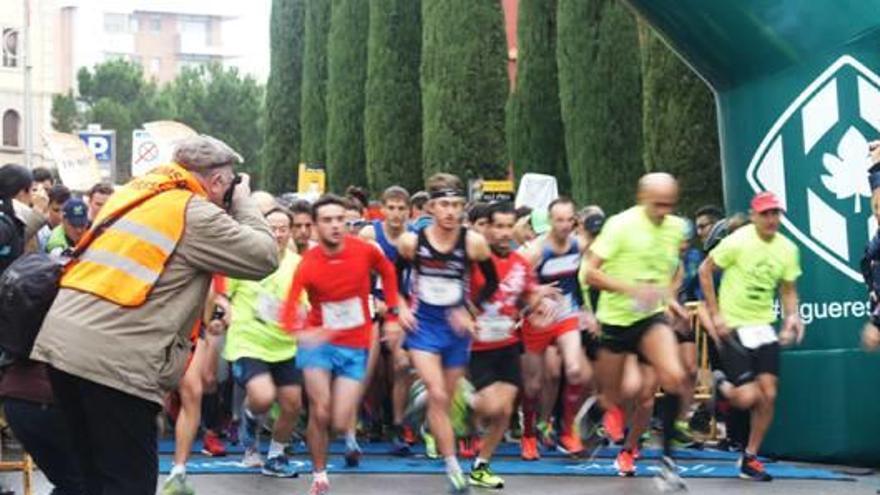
xmin=297 ymin=163 xmax=326 ymax=200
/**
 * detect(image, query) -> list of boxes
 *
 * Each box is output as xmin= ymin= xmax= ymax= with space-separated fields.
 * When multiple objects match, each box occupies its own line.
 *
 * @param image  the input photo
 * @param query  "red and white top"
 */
xmin=470 ymin=251 xmax=537 ymax=352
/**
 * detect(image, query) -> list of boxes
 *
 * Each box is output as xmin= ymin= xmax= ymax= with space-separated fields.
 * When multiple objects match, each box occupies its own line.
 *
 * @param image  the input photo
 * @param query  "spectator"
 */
xmin=31 ymin=135 xmax=279 ymax=495
xmin=694 ymin=205 xmax=724 ymax=245
xmin=251 ymin=190 xmax=278 ymax=215
xmin=36 ymin=184 xmax=71 ymax=251
xmin=290 ymin=200 xmax=315 ymax=255
xmin=86 ymin=182 xmax=114 ymax=222
xmin=0 ymin=164 xmax=31 ymax=273
xmin=32 ymin=166 xmax=55 ymax=191
xmin=45 ymin=198 xmax=89 ymax=258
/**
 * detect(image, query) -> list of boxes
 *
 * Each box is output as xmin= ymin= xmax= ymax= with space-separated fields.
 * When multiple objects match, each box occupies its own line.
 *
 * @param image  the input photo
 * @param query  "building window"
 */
xmin=3 ymin=110 xmax=20 ymax=147
xmin=150 ymin=16 xmax=162 ymax=33
xmin=2 ymin=28 xmax=18 ymax=68
xmin=130 ymin=17 xmax=140 ymax=33
xmin=150 ymin=57 xmax=161 ymax=74
xmin=180 ymin=16 xmax=210 ymax=45
xmin=104 ymin=13 xmax=128 ymax=33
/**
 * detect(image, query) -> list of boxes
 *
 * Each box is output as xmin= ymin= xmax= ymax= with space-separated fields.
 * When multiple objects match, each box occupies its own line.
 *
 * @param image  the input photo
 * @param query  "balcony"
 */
xmin=175 ymin=33 xmax=231 ymax=58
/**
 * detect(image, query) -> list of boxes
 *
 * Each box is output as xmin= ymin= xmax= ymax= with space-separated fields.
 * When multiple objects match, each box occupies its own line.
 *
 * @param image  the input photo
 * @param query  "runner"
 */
xmin=466 ymin=202 xmax=490 ymax=236
xmin=224 ymin=207 xmax=306 ymax=477
xmin=583 ymin=173 xmax=690 ymax=491
xmin=520 ymin=197 xmax=593 ymax=460
xmin=161 ymin=284 xmax=229 ymax=495
xmin=290 ymin=199 xmax=316 ymax=255
xmin=699 ymin=191 xmax=803 ymax=482
xmin=466 ymin=201 xmax=552 ymax=489
xmin=396 ymin=173 xmax=498 ymax=494
xmin=281 ymin=194 xmax=411 ymax=495
xmin=360 ymin=186 xmax=417 ymax=455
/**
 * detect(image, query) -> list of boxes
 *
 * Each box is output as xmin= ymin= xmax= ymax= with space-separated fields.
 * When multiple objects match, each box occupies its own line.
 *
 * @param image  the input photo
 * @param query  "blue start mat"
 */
xmin=157 ymin=439 xmax=751 ymax=462
xmin=158 ymin=454 xmax=853 ymax=480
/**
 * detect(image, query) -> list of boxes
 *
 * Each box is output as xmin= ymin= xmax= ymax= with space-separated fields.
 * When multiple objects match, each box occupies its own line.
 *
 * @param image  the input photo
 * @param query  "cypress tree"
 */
xmin=557 ymin=0 xmax=644 ymax=212
xmin=262 ymin=0 xmax=305 ymax=194
xmin=325 ymin=0 xmax=369 ymax=191
xmin=507 ymin=0 xmax=569 ymax=192
xmin=364 ymin=0 xmax=423 ymax=194
xmin=640 ymin=26 xmax=722 ymax=216
xmin=421 ymin=0 xmax=508 ymax=180
xmin=300 ymin=0 xmax=331 ymax=165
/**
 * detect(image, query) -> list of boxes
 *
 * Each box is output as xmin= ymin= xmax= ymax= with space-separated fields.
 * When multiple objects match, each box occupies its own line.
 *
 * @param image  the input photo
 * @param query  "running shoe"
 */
xmin=458 ymin=437 xmax=476 ymax=459
xmin=557 ymin=433 xmax=585 ymax=457
xmin=520 ymin=436 xmax=540 ymax=461
xmin=469 ymin=463 xmax=504 ymax=489
xmin=654 ymin=456 xmax=688 ymax=492
xmin=614 ymin=449 xmax=636 ymax=477
xmin=447 ymin=471 xmax=471 ymax=494
xmin=603 ymin=407 xmax=625 ymax=444
xmin=261 ymin=454 xmax=298 ymax=478
xmin=344 ymin=444 xmax=362 ymax=468
xmin=309 ymin=479 xmax=331 ymax=495
xmin=402 ymin=424 xmax=417 ymax=445
xmin=738 ymin=453 xmax=773 ymax=482
xmin=536 ymin=420 xmax=556 ymax=449
xmin=390 ymin=430 xmax=412 ymax=456
xmin=423 ymin=428 xmax=439 ymax=459
xmin=201 ymin=430 xmax=227 ymax=457
xmin=240 ymin=446 xmax=263 ymax=468
xmin=160 ymin=473 xmax=194 ymax=495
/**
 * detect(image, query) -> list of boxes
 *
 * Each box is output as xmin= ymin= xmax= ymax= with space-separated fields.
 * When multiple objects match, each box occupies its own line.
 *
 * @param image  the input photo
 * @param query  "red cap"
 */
xmin=751 ymin=191 xmax=784 ymax=213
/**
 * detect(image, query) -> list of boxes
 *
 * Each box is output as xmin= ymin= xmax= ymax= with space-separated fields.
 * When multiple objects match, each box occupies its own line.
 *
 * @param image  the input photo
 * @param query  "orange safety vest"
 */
xmin=61 ymin=163 xmax=209 ymax=307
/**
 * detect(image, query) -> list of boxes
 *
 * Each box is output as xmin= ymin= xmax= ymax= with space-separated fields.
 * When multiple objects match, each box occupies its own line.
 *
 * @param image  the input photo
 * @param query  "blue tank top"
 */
xmin=373 ymin=220 xmax=399 ymax=262
xmin=413 ymin=227 xmax=469 ymax=322
xmin=536 ymin=237 xmax=583 ymax=312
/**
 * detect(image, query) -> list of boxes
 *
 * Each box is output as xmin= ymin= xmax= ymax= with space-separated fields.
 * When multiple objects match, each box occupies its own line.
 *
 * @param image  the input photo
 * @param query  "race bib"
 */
xmin=540 ymin=254 xmax=581 ymax=278
xmin=476 ymin=315 xmax=515 ymax=342
xmin=736 ymin=324 xmax=777 ymax=350
xmin=418 ymin=275 xmax=463 ymax=306
xmin=321 ymin=297 xmax=366 ymax=331
xmin=256 ymin=293 xmax=281 ymax=325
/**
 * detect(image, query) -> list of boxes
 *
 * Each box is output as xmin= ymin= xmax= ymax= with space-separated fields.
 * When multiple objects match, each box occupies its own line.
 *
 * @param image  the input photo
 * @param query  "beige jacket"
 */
xmin=31 ymin=196 xmax=278 ymax=404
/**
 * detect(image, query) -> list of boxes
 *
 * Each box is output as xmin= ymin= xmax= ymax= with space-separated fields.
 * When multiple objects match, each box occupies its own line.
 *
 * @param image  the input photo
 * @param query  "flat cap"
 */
xmin=172 ymin=135 xmax=243 ymax=172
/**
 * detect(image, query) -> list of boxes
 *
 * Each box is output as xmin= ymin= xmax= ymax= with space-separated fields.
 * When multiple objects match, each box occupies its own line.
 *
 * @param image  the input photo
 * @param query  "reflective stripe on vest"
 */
xmin=61 ymin=188 xmax=192 ymax=306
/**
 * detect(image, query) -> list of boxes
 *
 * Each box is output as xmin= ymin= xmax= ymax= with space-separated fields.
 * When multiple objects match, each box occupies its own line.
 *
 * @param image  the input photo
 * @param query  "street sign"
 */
xmin=131 ymin=121 xmax=197 ymax=177
xmin=297 ymin=163 xmax=325 ymax=201
xmin=77 ymin=129 xmax=116 ymax=182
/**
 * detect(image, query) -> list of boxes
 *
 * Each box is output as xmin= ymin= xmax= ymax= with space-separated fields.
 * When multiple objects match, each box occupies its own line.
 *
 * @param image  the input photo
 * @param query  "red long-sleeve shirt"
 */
xmin=281 ymin=236 xmax=399 ymax=349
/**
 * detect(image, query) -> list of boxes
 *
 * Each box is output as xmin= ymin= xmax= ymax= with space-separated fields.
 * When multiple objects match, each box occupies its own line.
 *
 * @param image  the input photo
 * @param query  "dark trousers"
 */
xmin=48 ymin=368 xmax=160 ymax=495
xmin=3 ymin=398 xmax=86 ymax=495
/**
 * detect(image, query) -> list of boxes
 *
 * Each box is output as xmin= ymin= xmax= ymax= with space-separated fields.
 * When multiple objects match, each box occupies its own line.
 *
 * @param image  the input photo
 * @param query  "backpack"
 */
xmin=0 ymin=252 xmax=64 ymax=357
xmin=0 ymin=209 xmax=23 ymax=276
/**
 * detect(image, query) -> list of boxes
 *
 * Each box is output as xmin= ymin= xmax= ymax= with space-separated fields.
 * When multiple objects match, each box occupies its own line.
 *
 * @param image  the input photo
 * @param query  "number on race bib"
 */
xmin=321 ymin=297 xmax=366 ymax=331
xmin=736 ymin=325 xmax=778 ymax=349
xmin=418 ymin=275 xmax=463 ymax=306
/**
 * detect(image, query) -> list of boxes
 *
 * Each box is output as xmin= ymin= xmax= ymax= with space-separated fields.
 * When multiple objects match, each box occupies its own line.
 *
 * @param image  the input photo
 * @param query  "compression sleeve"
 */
xmin=395 ymin=255 xmax=411 ymax=299
xmin=472 ymin=257 xmax=499 ymax=308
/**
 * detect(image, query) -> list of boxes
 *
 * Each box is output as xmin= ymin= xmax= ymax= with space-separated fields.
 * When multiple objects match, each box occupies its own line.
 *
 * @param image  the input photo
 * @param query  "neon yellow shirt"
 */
xmin=223 ymin=250 xmax=301 ymax=363
xmin=711 ymin=224 xmax=800 ymax=327
xmin=590 ymin=206 xmax=685 ymax=326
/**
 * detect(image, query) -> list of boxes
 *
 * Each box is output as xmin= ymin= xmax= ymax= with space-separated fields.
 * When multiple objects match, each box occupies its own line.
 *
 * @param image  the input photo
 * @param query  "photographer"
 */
xmin=30 ymin=135 xmax=279 ymax=495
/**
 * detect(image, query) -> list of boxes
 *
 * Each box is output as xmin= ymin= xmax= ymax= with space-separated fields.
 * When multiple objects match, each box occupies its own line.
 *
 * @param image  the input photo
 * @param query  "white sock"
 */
xmin=345 ymin=431 xmax=359 ymax=450
xmin=473 ymin=457 xmax=488 ymax=469
xmin=170 ymin=463 xmax=186 ymax=477
xmin=445 ymin=456 xmax=462 ymax=476
xmin=313 ymin=470 xmax=328 ymax=483
xmin=268 ymin=439 xmax=286 ymax=459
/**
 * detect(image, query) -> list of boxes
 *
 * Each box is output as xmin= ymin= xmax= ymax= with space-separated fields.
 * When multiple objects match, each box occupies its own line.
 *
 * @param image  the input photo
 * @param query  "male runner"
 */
xmin=397 ymin=173 xmax=498 ymax=494
xmin=584 ymin=173 xmax=690 ymax=491
xmin=467 ymin=202 xmax=553 ymax=489
xmin=281 ymin=194 xmax=411 ymax=495
xmin=225 ymin=207 xmax=305 ymax=477
xmin=699 ymin=191 xmax=803 ymax=482
xmin=290 ymin=199 xmax=315 ymax=255
xmin=360 ymin=186 xmax=416 ymax=454
xmin=520 ymin=197 xmax=593 ymax=460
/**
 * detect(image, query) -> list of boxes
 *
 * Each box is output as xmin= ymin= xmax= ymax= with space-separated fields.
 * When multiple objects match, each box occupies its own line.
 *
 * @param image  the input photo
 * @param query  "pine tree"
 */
xmin=262 ymin=0 xmax=305 ymax=194
xmin=364 ymin=0 xmax=423 ymax=194
xmin=325 ymin=0 xmax=369 ymax=191
xmin=640 ymin=25 xmax=722 ymax=216
xmin=507 ymin=0 xmax=568 ymax=192
xmin=557 ymin=0 xmax=644 ymax=212
xmin=421 ymin=0 xmax=508 ymax=180
xmin=300 ymin=0 xmax=331 ymax=165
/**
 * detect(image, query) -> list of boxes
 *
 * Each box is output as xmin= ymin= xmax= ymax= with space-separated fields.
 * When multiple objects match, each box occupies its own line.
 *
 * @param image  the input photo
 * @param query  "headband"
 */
xmin=429 ymin=188 xmax=464 ymax=200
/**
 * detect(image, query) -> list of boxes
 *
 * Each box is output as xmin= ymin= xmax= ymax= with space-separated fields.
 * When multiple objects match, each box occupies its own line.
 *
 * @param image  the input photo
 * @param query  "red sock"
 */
xmin=561 ymin=384 xmax=583 ymax=436
xmin=523 ymin=396 xmax=538 ymax=438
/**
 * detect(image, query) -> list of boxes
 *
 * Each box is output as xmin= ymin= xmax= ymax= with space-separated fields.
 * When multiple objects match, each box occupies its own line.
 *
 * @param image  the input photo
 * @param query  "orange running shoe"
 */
xmin=614 ymin=449 xmax=636 ymax=477
xmin=402 ymin=425 xmax=416 ymax=445
xmin=520 ymin=436 xmax=540 ymax=461
xmin=201 ymin=429 xmax=227 ymax=457
xmin=557 ymin=433 xmax=584 ymax=457
xmin=603 ymin=407 xmax=625 ymax=444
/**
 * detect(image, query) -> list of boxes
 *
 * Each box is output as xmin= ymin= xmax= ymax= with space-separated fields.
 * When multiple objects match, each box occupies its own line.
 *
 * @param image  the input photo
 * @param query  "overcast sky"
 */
xmin=224 ymin=0 xmax=271 ymax=82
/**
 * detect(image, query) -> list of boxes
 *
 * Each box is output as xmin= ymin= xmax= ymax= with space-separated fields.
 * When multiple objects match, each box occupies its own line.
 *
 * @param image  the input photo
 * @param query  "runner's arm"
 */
xmin=359 ymin=224 xmax=377 ymax=242
xmin=779 ymin=281 xmax=804 ymax=344
xmin=582 ymin=253 xmax=633 ymax=296
xmin=280 ymin=263 xmax=309 ymax=332
xmin=467 ymin=231 xmax=498 ymax=309
xmin=697 ymin=255 xmax=721 ymax=317
xmin=395 ymin=232 xmax=417 ymax=299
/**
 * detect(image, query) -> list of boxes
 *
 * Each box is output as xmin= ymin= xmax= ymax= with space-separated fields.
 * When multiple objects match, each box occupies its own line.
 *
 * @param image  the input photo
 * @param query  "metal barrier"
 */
xmin=0 ymin=454 xmax=34 ymax=495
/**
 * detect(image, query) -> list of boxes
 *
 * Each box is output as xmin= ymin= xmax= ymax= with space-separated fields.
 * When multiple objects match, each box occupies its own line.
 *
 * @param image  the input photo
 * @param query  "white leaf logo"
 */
xmin=821 ymin=126 xmax=872 ymax=214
